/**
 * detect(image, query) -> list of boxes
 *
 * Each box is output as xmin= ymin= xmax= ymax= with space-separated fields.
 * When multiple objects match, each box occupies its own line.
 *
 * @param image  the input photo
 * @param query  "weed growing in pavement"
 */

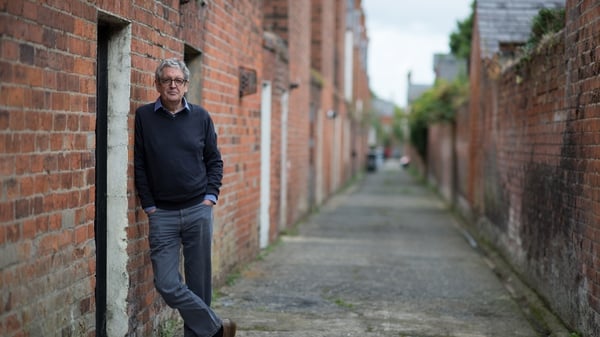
xmin=212 ymin=289 xmax=222 ymax=301
xmin=331 ymin=297 xmax=354 ymax=309
xmin=226 ymin=270 xmax=241 ymax=286
xmin=158 ymin=319 xmax=180 ymax=337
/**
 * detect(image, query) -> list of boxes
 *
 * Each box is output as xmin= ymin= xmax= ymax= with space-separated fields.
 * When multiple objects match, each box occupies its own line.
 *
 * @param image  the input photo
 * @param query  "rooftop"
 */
xmin=476 ymin=0 xmax=564 ymax=58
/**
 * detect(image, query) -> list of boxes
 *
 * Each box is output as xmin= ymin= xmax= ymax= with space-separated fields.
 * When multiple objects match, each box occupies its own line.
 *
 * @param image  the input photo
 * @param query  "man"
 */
xmin=134 ymin=58 xmax=235 ymax=337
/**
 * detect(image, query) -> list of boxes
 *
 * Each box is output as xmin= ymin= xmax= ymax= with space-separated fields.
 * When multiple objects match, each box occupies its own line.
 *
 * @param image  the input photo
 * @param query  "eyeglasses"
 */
xmin=158 ymin=78 xmax=188 ymax=86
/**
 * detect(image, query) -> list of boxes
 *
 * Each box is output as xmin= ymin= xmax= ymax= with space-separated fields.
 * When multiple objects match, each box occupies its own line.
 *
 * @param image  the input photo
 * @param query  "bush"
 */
xmin=408 ymin=78 xmax=469 ymax=158
xmin=525 ymin=7 xmax=565 ymax=51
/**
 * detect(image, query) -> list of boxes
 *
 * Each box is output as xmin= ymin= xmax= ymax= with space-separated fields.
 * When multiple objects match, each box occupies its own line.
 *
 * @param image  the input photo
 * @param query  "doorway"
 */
xmin=96 ymin=14 xmax=131 ymax=336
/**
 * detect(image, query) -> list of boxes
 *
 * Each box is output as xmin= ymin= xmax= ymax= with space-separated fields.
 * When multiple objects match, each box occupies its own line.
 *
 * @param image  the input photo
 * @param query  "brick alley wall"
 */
xmin=1 ymin=0 xmax=371 ymax=335
xmin=479 ymin=4 xmax=598 ymax=335
xmin=427 ymin=122 xmax=454 ymax=203
xmin=454 ymin=104 xmax=471 ymax=217
xmin=0 ymin=0 xmax=266 ymax=335
xmin=0 ymin=1 xmax=98 ymax=335
xmin=264 ymin=0 xmax=312 ymax=228
xmin=311 ymin=0 xmax=338 ymax=201
xmin=202 ymin=0 xmax=264 ymax=287
xmin=262 ymin=30 xmax=289 ymax=243
xmin=351 ymin=1 xmax=371 ymax=178
xmin=283 ymin=0 xmax=312 ymax=226
xmin=443 ymin=0 xmax=599 ymax=335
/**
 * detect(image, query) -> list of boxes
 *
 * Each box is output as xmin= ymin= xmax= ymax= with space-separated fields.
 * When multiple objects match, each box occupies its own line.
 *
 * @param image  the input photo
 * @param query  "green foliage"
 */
xmin=370 ymin=113 xmax=385 ymax=143
xmin=158 ymin=319 xmax=180 ymax=337
xmin=524 ymin=7 xmax=565 ymax=52
xmin=530 ymin=8 xmax=565 ymax=43
xmin=392 ymin=106 xmax=406 ymax=142
xmin=408 ymin=78 xmax=469 ymax=158
xmin=449 ymin=1 xmax=474 ymax=59
xmin=408 ymin=111 xmax=428 ymax=160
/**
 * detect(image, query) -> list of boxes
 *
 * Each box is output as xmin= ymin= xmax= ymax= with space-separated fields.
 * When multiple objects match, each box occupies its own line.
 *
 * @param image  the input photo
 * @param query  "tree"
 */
xmin=449 ymin=1 xmax=474 ymax=60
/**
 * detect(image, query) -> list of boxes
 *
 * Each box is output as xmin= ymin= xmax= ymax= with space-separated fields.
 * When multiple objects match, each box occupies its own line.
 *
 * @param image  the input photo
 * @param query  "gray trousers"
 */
xmin=148 ymin=203 xmax=222 ymax=337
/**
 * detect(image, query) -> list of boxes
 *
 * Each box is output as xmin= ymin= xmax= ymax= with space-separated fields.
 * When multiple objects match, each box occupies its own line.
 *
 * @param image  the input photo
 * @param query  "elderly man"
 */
xmin=134 ymin=58 xmax=235 ymax=337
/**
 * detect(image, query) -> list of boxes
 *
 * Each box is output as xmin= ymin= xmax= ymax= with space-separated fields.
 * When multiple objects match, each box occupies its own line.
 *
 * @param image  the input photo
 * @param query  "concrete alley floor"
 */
xmin=208 ymin=160 xmax=571 ymax=337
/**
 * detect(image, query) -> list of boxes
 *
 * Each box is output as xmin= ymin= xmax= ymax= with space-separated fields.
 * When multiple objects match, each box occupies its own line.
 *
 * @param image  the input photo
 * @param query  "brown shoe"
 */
xmin=222 ymin=318 xmax=237 ymax=337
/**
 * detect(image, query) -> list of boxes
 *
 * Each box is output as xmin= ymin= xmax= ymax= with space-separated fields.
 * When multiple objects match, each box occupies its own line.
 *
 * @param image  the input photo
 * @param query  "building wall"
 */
xmin=204 ymin=0 xmax=265 ymax=281
xmin=285 ymin=0 xmax=312 ymax=226
xmin=427 ymin=122 xmax=454 ymax=203
xmin=1 ymin=1 xmax=101 ymax=335
xmin=262 ymin=31 xmax=290 ymax=243
xmin=426 ymin=1 xmax=599 ymax=335
xmin=0 ymin=0 xmax=371 ymax=335
xmin=0 ymin=0 xmax=265 ymax=335
xmin=467 ymin=11 xmax=484 ymax=215
xmin=351 ymin=2 xmax=371 ymax=177
xmin=454 ymin=104 xmax=471 ymax=219
xmin=313 ymin=0 xmax=336 ymax=199
xmin=264 ymin=0 xmax=312 ymax=228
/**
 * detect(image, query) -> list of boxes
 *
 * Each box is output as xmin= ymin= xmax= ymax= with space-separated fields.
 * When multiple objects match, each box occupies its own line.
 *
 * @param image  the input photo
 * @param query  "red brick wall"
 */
xmin=427 ymin=122 xmax=454 ymax=202
xmin=285 ymin=0 xmax=312 ymax=225
xmin=454 ymin=104 xmax=471 ymax=217
xmin=1 ymin=0 xmax=371 ymax=335
xmin=312 ymin=0 xmax=339 ymax=198
xmin=0 ymin=0 xmax=265 ymax=335
xmin=0 ymin=1 xmax=98 ymax=335
xmin=467 ymin=11 xmax=484 ymax=215
xmin=262 ymin=31 xmax=290 ymax=242
xmin=351 ymin=0 xmax=371 ymax=176
xmin=200 ymin=0 xmax=264 ymax=284
xmin=335 ymin=0 xmax=349 ymax=186
xmin=264 ymin=0 xmax=312 ymax=227
xmin=427 ymin=2 xmax=599 ymax=334
xmin=461 ymin=1 xmax=600 ymax=334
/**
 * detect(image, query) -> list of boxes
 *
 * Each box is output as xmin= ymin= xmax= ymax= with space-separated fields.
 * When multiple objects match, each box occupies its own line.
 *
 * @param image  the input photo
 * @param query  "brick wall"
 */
xmin=467 ymin=12 xmax=484 ymax=215
xmin=0 ymin=0 xmax=267 ymax=335
xmin=562 ymin=3 xmax=600 ymax=332
xmin=200 ymin=0 xmax=264 ymax=286
xmin=285 ymin=0 xmax=312 ymax=225
xmin=427 ymin=122 xmax=454 ymax=202
xmin=312 ymin=0 xmax=340 ymax=199
xmin=351 ymin=0 xmax=371 ymax=177
xmin=1 ymin=0 xmax=371 ymax=335
xmin=262 ymin=31 xmax=290 ymax=242
xmin=433 ymin=0 xmax=600 ymax=335
xmin=0 ymin=1 xmax=98 ymax=335
xmin=264 ymin=0 xmax=312 ymax=227
xmin=454 ymin=104 xmax=471 ymax=218
xmin=333 ymin=0 xmax=348 ymax=189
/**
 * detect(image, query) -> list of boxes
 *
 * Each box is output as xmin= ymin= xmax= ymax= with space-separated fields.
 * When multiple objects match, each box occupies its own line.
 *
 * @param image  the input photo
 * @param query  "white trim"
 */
xmin=259 ymin=82 xmax=272 ymax=249
xmin=105 ymin=24 xmax=131 ymax=337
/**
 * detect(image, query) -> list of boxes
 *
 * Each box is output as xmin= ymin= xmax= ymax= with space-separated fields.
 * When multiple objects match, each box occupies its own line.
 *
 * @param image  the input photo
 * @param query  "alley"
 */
xmin=211 ymin=161 xmax=569 ymax=337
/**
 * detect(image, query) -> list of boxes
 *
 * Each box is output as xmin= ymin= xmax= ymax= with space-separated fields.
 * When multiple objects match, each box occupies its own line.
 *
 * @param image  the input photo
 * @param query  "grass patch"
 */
xmin=330 ymin=297 xmax=354 ymax=309
xmin=158 ymin=319 xmax=180 ymax=337
xmin=225 ymin=270 xmax=242 ymax=286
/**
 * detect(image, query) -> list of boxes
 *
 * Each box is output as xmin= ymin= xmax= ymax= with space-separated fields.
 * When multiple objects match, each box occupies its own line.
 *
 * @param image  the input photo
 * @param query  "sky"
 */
xmin=363 ymin=0 xmax=473 ymax=107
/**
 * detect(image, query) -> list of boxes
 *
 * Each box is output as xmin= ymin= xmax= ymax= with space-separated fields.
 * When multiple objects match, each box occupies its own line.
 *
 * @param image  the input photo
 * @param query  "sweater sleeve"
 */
xmin=134 ymin=106 xmax=156 ymax=209
xmin=203 ymin=112 xmax=223 ymax=199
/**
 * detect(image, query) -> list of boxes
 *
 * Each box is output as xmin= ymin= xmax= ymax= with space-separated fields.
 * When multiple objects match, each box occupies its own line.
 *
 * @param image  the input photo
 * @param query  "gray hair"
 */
xmin=155 ymin=58 xmax=190 ymax=81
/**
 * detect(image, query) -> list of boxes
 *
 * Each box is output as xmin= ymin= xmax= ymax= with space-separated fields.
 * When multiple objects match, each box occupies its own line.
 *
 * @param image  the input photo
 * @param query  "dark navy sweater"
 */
xmin=134 ymin=100 xmax=223 ymax=210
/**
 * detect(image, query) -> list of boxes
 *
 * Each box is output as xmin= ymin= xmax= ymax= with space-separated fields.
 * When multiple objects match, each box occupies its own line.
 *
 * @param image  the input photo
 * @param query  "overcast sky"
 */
xmin=363 ymin=0 xmax=473 ymax=107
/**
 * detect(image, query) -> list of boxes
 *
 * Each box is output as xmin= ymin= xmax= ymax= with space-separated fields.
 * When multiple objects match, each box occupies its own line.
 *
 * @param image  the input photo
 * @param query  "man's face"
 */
xmin=155 ymin=66 xmax=188 ymax=105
